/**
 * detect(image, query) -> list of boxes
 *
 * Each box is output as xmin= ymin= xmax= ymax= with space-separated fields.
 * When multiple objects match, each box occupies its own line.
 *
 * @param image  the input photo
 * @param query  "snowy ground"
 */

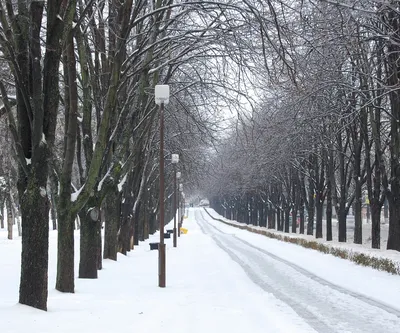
xmin=1 ymin=208 xmax=400 ymax=332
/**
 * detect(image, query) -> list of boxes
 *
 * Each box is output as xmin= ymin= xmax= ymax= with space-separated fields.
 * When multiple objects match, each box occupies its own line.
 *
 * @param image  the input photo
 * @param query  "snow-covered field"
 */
xmin=1 ymin=208 xmax=400 ymax=332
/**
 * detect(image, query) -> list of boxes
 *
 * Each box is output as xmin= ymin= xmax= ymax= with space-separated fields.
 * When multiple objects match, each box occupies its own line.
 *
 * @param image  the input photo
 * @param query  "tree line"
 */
xmin=0 ymin=0 xmax=294 ymax=311
xmin=206 ymin=1 xmax=400 ymax=252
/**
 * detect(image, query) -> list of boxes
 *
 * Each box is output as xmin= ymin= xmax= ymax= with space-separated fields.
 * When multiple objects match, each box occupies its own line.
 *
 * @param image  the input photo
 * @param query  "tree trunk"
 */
xmin=299 ymin=202 xmax=305 ymax=235
xmin=98 ymin=208 xmax=104 ymax=270
xmin=291 ymin=208 xmax=297 ymax=234
xmin=371 ymin=201 xmax=381 ymax=249
xmin=338 ymin=204 xmax=347 ymax=242
xmin=244 ymin=195 xmax=249 ymax=224
xmin=326 ymin=149 xmax=333 ymax=241
xmin=120 ymin=195 xmax=133 ymax=255
xmin=133 ymin=217 xmax=139 ymax=246
xmin=387 ymin=186 xmax=400 ymax=251
xmin=56 ymin=28 xmax=78 ymax=293
xmin=149 ymin=212 xmax=156 ymax=235
xmin=354 ymin=177 xmax=362 ymax=244
xmin=250 ymin=196 xmax=257 ymax=225
xmin=56 ymin=205 xmax=75 ymax=292
xmin=0 ymin=195 xmax=4 ymax=229
xmin=291 ymin=170 xmax=298 ymax=234
xmin=384 ymin=199 xmax=389 ymax=224
xmin=79 ymin=197 xmax=100 ymax=278
xmin=258 ymin=198 xmax=264 ymax=227
xmin=315 ymin=198 xmax=323 ymax=239
xmin=144 ymin=206 xmax=150 ymax=240
xmin=133 ymin=200 xmax=141 ymax=246
xmin=284 ymin=208 xmax=290 ymax=233
xmin=353 ymin=127 xmax=363 ymax=245
xmin=238 ymin=198 xmax=244 ymax=223
xmin=326 ymin=190 xmax=333 ymax=242
xmin=19 ymin=176 xmax=49 ymax=310
xmin=50 ymin=193 xmax=57 ymax=230
xmin=6 ymin=196 xmax=13 ymax=239
xmin=268 ymin=205 xmax=274 ymax=229
xmin=276 ymin=208 xmax=280 ymax=231
xmin=307 ymin=180 xmax=315 ymax=236
xmin=104 ymin=189 xmax=120 ymax=260
xmin=16 ymin=215 xmax=22 ymax=237
xmin=139 ymin=204 xmax=145 ymax=242
xmin=387 ymin=192 xmax=400 ymax=251
xmin=307 ymin=203 xmax=314 ymax=236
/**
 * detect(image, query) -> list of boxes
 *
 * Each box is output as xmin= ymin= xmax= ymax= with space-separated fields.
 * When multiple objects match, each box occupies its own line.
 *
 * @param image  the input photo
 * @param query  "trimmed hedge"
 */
xmin=204 ymin=209 xmax=400 ymax=275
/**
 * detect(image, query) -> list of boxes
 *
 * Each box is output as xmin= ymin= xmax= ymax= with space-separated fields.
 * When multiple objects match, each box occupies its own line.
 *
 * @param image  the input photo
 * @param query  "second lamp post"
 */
xmin=171 ymin=154 xmax=179 ymax=247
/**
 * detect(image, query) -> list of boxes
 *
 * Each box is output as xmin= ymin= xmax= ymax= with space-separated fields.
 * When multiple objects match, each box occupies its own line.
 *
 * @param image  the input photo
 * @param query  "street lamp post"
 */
xmin=181 ymin=192 xmax=185 ymax=227
xmin=178 ymin=183 xmax=183 ymax=236
xmin=176 ymin=172 xmax=181 ymax=237
xmin=155 ymin=84 xmax=170 ymax=288
xmin=171 ymin=154 xmax=179 ymax=247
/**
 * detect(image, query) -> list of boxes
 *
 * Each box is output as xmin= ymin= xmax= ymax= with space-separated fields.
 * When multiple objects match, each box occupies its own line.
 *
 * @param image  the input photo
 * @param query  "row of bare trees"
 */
xmin=206 ymin=1 xmax=400 ymax=252
xmin=0 ymin=0 xmax=292 ymax=311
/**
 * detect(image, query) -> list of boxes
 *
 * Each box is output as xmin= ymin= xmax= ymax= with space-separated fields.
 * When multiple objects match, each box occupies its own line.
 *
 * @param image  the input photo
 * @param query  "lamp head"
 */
xmin=171 ymin=153 xmax=179 ymax=164
xmin=155 ymin=85 xmax=170 ymax=105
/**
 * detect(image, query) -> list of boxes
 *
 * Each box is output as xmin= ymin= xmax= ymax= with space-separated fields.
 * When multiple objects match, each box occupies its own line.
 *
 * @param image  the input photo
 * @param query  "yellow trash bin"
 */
xmin=180 ymin=227 xmax=188 ymax=234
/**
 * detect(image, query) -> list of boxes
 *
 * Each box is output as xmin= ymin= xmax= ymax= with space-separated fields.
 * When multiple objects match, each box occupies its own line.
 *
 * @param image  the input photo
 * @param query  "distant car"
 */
xmin=199 ymin=199 xmax=210 ymax=207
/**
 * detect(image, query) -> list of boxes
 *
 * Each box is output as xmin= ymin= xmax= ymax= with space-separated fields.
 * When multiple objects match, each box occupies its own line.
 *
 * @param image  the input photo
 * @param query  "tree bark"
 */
xmin=275 ymin=207 xmax=280 ymax=231
xmin=284 ymin=206 xmax=290 ymax=233
xmin=19 ymin=170 xmax=49 ymax=310
xmin=56 ymin=27 xmax=78 ymax=293
xmin=307 ymin=159 xmax=315 ymax=235
xmin=79 ymin=197 xmax=100 ymax=278
xmin=6 ymin=196 xmax=12 ymax=239
xmin=338 ymin=206 xmax=347 ymax=242
xmin=299 ymin=200 xmax=305 ymax=235
xmin=315 ymin=198 xmax=323 ymax=239
xmin=56 ymin=206 xmax=75 ymax=292
xmin=371 ymin=201 xmax=381 ymax=249
xmin=0 ymin=195 xmax=4 ymax=228
xmin=326 ymin=174 xmax=333 ymax=241
xmin=352 ymin=131 xmax=363 ymax=244
xmin=306 ymin=200 xmax=314 ymax=235
xmin=98 ymin=209 xmax=105 ymax=270
xmin=50 ymin=192 xmax=57 ymax=230
xmin=291 ymin=172 xmax=297 ymax=234
xmin=120 ymin=195 xmax=133 ymax=255
xmin=104 ymin=189 xmax=120 ymax=260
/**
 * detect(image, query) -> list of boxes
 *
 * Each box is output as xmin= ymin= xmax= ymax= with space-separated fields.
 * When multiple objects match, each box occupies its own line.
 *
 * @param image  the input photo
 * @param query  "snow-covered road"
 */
xmin=195 ymin=208 xmax=400 ymax=333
